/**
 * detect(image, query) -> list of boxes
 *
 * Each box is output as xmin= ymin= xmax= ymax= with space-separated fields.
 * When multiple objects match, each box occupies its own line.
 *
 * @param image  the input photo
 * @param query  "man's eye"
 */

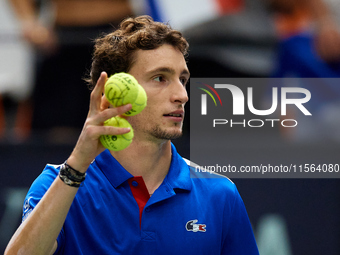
xmin=180 ymin=78 xmax=187 ymax=85
xmin=154 ymin=76 xmax=164 ymax=82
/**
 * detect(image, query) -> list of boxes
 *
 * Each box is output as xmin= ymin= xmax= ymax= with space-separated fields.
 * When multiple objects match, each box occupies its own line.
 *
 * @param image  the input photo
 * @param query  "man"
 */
xmin=5 ymin=16 xmax=259 ymax=254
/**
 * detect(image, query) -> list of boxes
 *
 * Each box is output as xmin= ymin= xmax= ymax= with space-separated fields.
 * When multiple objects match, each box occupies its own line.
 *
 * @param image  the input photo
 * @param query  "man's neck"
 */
xmin=110 ymin=140 xmax=172 ymax=195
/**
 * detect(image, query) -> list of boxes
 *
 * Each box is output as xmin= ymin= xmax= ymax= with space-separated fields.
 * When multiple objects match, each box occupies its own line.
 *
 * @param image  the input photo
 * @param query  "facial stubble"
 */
xmin=151 ymin=122 xmax=183 ymax=140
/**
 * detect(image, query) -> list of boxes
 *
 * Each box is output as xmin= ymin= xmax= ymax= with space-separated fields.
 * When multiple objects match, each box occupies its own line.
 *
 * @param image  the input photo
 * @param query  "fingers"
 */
xmin=90 ymin=72 xmax=107 ymax=114
xmin=86 ymin=104 xmax=132 ymax=128
xmin=82 ymin=108 xmax=132 ymax=142
xmin=97 ymin=104 xmax=132 ymax=124
xmin=98 ymin=125 xmax=131 ymax=136
xmin=85 ymin=72 xmax=132 ymax=136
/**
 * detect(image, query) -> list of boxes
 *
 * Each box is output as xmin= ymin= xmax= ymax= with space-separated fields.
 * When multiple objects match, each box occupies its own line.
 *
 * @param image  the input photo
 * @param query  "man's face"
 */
xmin=128 ymin=44 xmax=190 ymax=142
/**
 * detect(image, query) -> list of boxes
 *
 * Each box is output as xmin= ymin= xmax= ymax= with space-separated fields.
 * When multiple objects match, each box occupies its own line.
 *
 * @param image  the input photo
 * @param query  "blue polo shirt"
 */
xmin=22 ymin=143 xmax=259 ymax=255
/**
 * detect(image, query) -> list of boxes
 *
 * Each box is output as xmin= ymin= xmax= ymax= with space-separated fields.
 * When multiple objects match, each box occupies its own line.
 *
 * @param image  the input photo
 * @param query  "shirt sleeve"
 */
xmin=221 ymin=185 xmax=259 ymax=255
xmin=22 ymin=164 xmax=65 ymax=254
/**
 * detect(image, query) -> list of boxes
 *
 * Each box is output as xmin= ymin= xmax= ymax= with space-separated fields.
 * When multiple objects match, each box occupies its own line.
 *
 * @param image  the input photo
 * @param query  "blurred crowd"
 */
xmin=0 ymin=0 xmax=339 ymax=144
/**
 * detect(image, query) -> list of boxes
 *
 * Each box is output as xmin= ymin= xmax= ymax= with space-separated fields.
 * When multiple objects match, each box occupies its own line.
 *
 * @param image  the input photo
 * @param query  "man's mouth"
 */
xmin=163 ymin=110 xmax=184 ymax=122
xmin=164 ymin=113 xmax=182 ymax=117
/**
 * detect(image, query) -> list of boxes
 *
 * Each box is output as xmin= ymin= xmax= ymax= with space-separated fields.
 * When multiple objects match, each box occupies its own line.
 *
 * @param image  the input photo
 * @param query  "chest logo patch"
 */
xmin=186 ymin=219 xmax=206 ymax=232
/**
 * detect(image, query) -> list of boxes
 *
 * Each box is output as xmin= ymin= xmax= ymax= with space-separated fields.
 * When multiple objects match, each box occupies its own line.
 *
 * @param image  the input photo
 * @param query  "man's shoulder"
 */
xmin=181 ymin=158 xmax=236 ymax=194
xmin=182 ymin=158 xmax=234 ymax=182
xmin=33 ymin=163 xmax=61 ymax=185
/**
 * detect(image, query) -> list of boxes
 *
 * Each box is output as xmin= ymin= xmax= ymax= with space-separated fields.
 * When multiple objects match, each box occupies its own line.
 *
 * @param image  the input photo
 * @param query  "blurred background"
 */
xmin=1 ymin=0 xmax=340 ymax=254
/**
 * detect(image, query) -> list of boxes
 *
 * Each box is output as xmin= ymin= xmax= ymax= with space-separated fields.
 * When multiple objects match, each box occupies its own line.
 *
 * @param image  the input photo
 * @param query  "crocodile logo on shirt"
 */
xmin=186 ymin=219 xmax=206 ymax=232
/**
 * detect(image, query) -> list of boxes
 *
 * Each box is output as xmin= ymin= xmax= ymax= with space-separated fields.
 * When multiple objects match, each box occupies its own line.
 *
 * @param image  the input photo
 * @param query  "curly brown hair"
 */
xmin=86 ymin=15 xmax=189 ymax=90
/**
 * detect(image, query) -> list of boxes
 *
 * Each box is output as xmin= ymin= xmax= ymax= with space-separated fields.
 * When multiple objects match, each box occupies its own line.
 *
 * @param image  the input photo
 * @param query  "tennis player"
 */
xmin=5 ymin=15 xmax=259 ymax=255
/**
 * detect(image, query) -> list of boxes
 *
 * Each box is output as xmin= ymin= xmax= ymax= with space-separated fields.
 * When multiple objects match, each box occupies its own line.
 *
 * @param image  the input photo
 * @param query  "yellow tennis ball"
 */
xmin=100 ymin=116 xmax=134 ymax=151
xmin=104 ymin=72 xmax=140 ymax=107
xmin=123 ymin=85 xmax=147 ymax=116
